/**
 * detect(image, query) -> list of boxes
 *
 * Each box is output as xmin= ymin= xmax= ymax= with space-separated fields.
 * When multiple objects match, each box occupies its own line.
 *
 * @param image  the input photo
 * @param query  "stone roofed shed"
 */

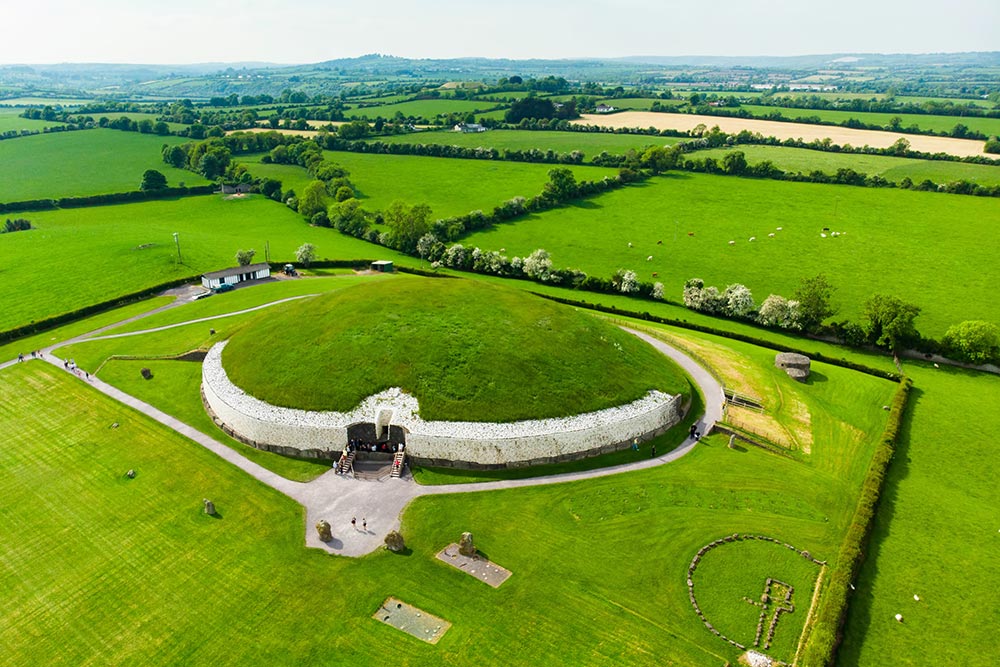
xmin=201 ymin=263 xmax=271 ymax=290
xmin=775 ymin=352 xmax=810 ymax=382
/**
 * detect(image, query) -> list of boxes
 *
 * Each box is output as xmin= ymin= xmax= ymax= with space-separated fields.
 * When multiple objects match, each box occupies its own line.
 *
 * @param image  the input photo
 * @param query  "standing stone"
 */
xmin=316 ymin=519 xmax=333 ymax=542
xmin=458 ymin=532 xmax=476 ymax=557
xmin=384 ymin=530 xmax=405 ymax=552
xmin=203 ymin=498 xmax=216 ymax=515
xmin=728 ymin=434 xmax=737 ymax=449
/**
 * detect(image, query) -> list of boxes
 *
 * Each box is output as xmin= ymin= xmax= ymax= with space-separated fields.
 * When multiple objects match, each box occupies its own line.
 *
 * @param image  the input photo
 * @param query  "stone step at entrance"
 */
xmin=390 ymin=452 xmax=406 ymax=478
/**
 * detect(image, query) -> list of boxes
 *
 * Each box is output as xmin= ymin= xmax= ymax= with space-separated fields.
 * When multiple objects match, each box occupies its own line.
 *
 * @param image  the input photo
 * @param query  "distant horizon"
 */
xmin=3 ymin=50 xmax=999 ymax=69
xmin=2 ymin=0 xmax=996 ymax=65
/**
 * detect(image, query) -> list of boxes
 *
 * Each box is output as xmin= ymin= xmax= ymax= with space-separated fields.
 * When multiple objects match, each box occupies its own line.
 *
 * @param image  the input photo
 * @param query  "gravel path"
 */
xmin=4 ymin=297 xmax=724 ymax=558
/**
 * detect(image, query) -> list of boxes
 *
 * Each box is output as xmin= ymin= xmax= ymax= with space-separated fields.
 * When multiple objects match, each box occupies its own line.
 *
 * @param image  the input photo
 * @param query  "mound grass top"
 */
xmin=222 ymin=278 xmax=687 ymax=422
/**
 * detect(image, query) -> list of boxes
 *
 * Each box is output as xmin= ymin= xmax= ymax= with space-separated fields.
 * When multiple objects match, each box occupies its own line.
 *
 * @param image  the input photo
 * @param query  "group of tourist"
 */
xmin=345 ymin=439 xmax=403 ymax=455
xmin=16 ymin=350 xmax=41 ymax=362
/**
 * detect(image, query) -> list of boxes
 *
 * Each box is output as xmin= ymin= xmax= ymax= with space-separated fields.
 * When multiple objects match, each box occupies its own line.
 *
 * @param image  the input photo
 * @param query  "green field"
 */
xmin=0 ymin=195 xmax=415 ymax=332
xmin=367 ymin=128 xmax=686 ymax=156
xmin=346 ymin=99 xmax=501 ymax=120
xmin=0 ymin=290 xmax=895 ymax=664
xmin=222 ymin=279 xmax=689 ymax=421
xmin=694 ymin=145 xmax=1000 ymax=185
xmin=739 ymin=104 xmax=1000 ymax=138
xmin=0 ymin=129 xmax=208 ymax=202
xmin=837 ymin=363 xmax=1000 ymax=666
xmin=0 ymin=107 xmax=66 ymax=133
xmin=79 ymin=111 xmax=188 ymax=131
xmin=239 ymin=151 xmax=617 ymax=218
xmin=463 ymin=172 xmax=1000 ymax=335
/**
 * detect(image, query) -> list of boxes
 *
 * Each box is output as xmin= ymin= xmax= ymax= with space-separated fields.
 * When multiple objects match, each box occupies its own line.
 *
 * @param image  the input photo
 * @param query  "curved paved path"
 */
xmin=5 ymin=298 xmax=725 ymax=558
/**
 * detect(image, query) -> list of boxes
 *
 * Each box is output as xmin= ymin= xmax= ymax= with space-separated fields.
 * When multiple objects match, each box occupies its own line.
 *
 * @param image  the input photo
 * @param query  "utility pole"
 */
xmin=172 ymin=232 xmax=182 ymax=263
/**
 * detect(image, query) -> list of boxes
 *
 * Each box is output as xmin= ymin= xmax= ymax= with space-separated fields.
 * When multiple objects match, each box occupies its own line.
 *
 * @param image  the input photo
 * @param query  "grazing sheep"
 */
xmin=651 ymin=272 xmax=658 ymax=277
xmin=728 ymin=240 xmax=736 ymax=245
xmin=647 ymin=255 xmax=653 ymax=261
xmin=688 ymin=232 xmax=695 ymax=236
xmin=628 ymin=242 xmax=633 ymax=248
xmin=768 ymin=233 xmax=775 ymax=238
xmin=820 ymin=233 xmax=827 ymax=238
xmin=748 ymin=237 xmax=756 ymax=242
xmin=657 ymin=240 xmax=663 ymax=245
xmin=776 ymin=227 xmax=783 ymax=231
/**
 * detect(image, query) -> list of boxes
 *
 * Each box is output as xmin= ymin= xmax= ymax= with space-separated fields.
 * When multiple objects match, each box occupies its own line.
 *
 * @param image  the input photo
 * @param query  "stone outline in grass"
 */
xmin=373 ymin=597 xmax=451 ymax=644
xmin=687 ymin=534 xmax=826 ymax=659
xmin=435 ymin=544 xmax=512 ymax=588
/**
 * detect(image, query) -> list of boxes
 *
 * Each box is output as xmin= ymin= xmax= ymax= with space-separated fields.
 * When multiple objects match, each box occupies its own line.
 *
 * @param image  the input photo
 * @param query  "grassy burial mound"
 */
xmin=221 ymin=278 xmax=689 ymax=422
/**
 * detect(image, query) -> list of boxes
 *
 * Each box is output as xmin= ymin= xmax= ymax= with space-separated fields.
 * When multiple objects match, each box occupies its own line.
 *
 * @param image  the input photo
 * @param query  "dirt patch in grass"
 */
xmin=436 ymin=544 xmax=512 ymax=588
xmin=574 ymin=112 xmax=990 ymax=157
xmin=373 ymin=597 xmax=451 ymax=644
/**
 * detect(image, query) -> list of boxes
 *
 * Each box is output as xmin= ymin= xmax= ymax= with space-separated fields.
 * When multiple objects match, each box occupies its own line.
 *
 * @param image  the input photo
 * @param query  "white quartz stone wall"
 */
xmin=202 ymin=341 xmax=682 ymax=465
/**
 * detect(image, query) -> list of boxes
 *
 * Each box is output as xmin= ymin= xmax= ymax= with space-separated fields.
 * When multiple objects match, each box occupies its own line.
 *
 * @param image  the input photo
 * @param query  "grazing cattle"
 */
xmin=651 ymin=272 xmax=658 ymax=277
xmin=656 ymin=240 xmax=663 ymax=245
xmin=688 ymin=232 xmax=695 ymax=236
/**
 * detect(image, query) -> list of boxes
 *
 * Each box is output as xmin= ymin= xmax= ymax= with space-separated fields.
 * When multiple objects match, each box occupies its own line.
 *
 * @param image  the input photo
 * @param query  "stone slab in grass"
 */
xmin=373 ymin=597 xmax=451 ymax=644
xmin=436 ymin=543 xmax=513 ymax=588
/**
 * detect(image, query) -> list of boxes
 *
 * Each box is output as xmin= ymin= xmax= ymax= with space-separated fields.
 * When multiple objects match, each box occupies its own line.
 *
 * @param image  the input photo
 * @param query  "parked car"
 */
xmin=213 ymin=283 xmax=235 ymax=293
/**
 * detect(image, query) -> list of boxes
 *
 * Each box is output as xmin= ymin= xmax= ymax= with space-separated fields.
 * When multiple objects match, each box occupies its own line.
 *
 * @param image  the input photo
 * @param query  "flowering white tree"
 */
xmin=442 ymin=243 xmax=467 ymax=268
xmin=723 ymin=283 xmax=756 ymax=318
xmin=618 ymin=270 xmax=639 ymax=294
xmin=295 ymin=243 xmax=316 ymax=267
xmin=524 ymin=248 xmax=553 ymax=281
xmin=757 ymin=294 xmax=803 ymax=330
xmin=416 ymin=233 xmax=438 ymax=261
xmin=652 ymin=282 xmax=665 ymax=300
xmin=683 ymin=278 xmax=706 ymax=309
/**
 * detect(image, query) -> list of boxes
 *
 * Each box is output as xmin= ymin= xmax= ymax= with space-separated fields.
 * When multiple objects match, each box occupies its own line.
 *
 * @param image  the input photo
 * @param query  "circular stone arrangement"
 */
xmin=203 ymin=279 xmax=689 ymax=467
xmin=687 ymin=534 xmax=826 ymax=660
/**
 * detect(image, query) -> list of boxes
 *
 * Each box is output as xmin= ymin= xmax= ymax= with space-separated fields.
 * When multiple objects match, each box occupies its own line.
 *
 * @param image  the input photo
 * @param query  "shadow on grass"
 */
xmin=806 ymin=370 xmax=828 ymax=385
xmin=835 ymin=385 xmax=921 ymax=663
xmin=386 ymin=546 xmax=413 ymax=557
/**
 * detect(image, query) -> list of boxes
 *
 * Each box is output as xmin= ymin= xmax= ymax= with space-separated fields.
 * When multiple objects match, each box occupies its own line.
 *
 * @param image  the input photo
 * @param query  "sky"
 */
xmin=1 ymin=0 xmax=998 ymax=64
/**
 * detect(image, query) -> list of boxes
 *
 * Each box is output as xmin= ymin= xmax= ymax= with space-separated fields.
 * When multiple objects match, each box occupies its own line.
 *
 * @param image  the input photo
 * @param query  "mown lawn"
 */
xmin=0 ymin=129 xmax=207 ymax=202
xmin=0 ymin=348 xmax=890 ymax=665
xmin=462 ymin=172 xmax=1000 ymax=335
xmin=0 ymin=194 xmax=415 ymax=332
xmin=693 ymin=145 xmax=1000 ymax=185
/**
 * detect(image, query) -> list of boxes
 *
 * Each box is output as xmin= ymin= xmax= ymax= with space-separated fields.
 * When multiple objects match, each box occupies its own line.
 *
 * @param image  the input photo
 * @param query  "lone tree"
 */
xmin=235 ymin=249 xmax=256 ymax=266
xmin=863 ymin=294 xmax=921 ymax=352
xmin=794 ymin=274 xmax=837 ymax=332
xmin=139 ymin=169 xmax=167 ymax=191
xmin=384 ymin=201 xmax=431 ymax=254
xmin=295 ymin=243 xmax=317 ymax=267
xmin=943 ymin=320 xmax=1000 ymax=364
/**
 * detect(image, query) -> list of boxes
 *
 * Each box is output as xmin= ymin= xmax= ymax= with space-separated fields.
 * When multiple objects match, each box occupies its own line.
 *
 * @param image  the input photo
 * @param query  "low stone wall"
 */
xmin=201 ymin=341 xmax=683 ymax=468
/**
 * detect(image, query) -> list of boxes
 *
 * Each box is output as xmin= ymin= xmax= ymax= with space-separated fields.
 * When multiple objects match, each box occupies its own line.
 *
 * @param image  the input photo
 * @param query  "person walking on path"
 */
xmin=362 ymin=518 xmax=367 ymax=532
xmin=351 ymin=516 xmax=357 ymax=530
xmin=651 ymin=444 xmax=657 ymax=458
